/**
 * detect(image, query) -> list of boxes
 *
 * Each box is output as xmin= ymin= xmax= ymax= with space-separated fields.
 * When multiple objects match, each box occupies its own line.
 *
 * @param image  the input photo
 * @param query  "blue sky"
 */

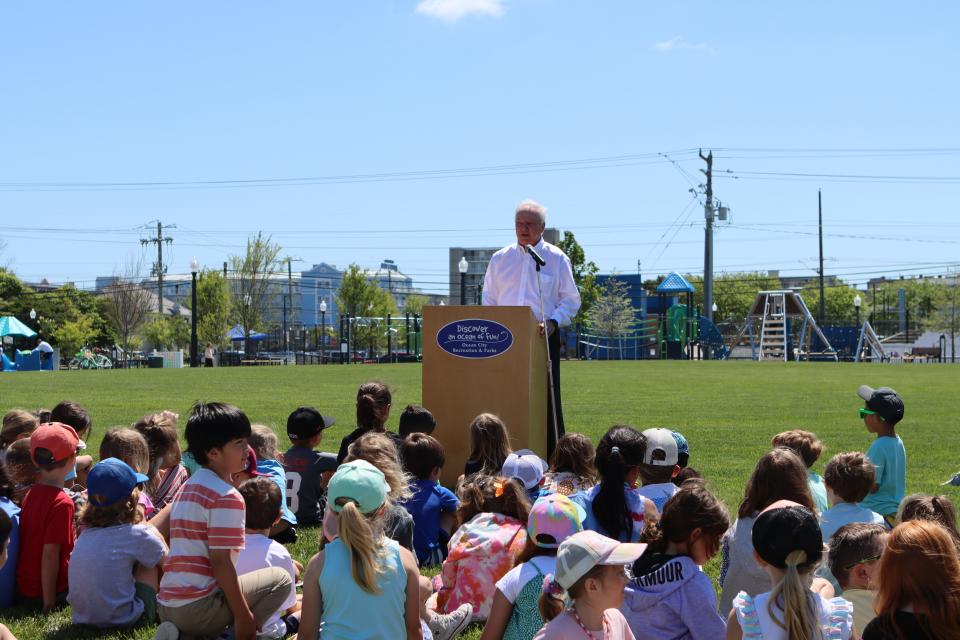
xmin=1 ymin=1 xmax=958 ymax=297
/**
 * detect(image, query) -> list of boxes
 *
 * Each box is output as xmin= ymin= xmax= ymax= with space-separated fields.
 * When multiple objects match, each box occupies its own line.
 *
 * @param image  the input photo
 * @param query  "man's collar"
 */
xmin=515 ymin=237 xmax=546 ymax=251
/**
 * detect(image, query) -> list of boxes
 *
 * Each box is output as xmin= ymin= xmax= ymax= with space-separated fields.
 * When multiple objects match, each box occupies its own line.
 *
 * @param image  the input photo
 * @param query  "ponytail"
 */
xmin=767 ymin=550 xmax=821 ymax=640
xmin=537 ymin=574 xmax=566 ymax=622
xmin=639 ymin=519 xmax=666 ymax=553
xmin=336 ymin=499 xmax=388 ymax=594
xmin=593 ymin=426 xmax=645 ymax=541
xmin=356 ymin=382 xmax=391 ymax=430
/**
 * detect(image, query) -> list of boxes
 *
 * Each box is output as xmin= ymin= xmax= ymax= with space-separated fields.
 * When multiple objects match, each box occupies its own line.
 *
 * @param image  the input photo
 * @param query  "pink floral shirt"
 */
xmin=434 ymin=511 xmax=527 ymax=621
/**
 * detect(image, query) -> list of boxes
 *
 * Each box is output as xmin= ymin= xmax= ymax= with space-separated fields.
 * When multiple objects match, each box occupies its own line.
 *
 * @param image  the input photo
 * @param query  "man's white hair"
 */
xmin=515 ymin=199 xmax=547 ymax=225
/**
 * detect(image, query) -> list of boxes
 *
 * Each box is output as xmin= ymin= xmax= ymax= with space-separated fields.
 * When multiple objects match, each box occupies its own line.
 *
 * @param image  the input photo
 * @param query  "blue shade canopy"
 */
xmin=227 ymin=324 xmax=267 ymax=341
xmin=656 ymin=272 xmax=696 ymax=293
xmin=0 ymin=316 xmax=37 ymax=338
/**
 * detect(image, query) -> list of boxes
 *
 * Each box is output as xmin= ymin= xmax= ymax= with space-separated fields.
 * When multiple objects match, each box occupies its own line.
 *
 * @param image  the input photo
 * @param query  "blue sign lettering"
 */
xmin=436 ymin=319 xmax=513 ymax=359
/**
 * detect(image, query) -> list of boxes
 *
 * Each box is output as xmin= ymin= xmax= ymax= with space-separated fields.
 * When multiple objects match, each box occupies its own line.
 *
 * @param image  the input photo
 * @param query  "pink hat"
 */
xmin=554 ymin=530 xmax=647 ymax=590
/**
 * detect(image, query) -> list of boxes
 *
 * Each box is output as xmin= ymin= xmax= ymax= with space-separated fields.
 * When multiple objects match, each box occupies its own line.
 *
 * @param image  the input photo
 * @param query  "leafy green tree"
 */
xmin=558 ymin=231 xmax=599 ymax=321
xmin=51 ymin=315 xmax=97 ymax=356
xmin=800 ymin=281 xmax=864 ymax=325
xmin=229 ymin=232 xmax=282 ymax=353
xmin=587 ymin=277 xmax=636 ymax=338
xmin=336 ymin=264 xmax=398 ymax=356
xmin=686 ymin=272 xmax=782 ymax=323
xmin=195 ymin=269 xmax=232 ymax=349
xmin=403 ymin=294 xmax=428 ymax=317
xmin=143 ymin=315 xmax=191 ymax=351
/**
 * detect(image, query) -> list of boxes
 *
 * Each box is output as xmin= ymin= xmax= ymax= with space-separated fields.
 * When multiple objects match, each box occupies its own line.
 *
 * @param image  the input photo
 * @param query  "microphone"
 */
xmin=525 ymin=244 xmax=546 ymax=267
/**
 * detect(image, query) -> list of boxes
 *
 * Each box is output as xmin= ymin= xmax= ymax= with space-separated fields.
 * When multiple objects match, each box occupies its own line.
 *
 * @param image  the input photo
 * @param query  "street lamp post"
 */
xmin=319 ymin=299 xmax=327 ymax=364
xmin=458 ymin=256 xmax=468 ymax=305
xmin=190 ymin=258 xmax=199 ymax=367
xmin=854 ymin=294 xmax=862 ymax=327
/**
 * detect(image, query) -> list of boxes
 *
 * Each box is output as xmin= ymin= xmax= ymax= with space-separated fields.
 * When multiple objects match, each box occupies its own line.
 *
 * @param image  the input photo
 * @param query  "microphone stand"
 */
xmin=528 ymin=245 xmax=560 ymax=454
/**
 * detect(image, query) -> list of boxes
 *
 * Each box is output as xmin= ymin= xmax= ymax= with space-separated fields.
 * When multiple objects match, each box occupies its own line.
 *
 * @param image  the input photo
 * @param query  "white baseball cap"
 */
xmin=641 ymin=428 xmax=679 ymax=466
xmin=502 ymin=449 xmax=548 ymax=489
xmin=554 ymin=530 xmax=647 ymax=590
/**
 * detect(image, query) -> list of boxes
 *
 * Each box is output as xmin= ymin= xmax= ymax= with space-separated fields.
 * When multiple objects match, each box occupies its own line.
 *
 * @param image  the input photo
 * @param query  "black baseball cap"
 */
xmin=287 ymin=406 xmax=336 ymax=440
xmin=857 ymin=385 xmax=905 ymax=425
xmin=752 ymin=504 xmax=823 ymax=569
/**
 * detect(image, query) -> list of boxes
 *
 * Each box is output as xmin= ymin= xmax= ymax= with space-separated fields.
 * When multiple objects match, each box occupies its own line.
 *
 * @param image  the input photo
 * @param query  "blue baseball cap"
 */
xmin=87 ymin=458 xmax=149 ymax=507
xmin=671 ymin=431 xmax=690 ymax=467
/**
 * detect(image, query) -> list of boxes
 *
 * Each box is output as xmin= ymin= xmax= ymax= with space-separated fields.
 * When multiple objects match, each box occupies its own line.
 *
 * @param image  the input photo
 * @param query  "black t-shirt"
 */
xmin=283 ymin=446 xmax=331 ymax=525
xmin=337 ymin=427 xmax=403 ymax=464
xmin=863 ymin=611 xmax=939 ymax=640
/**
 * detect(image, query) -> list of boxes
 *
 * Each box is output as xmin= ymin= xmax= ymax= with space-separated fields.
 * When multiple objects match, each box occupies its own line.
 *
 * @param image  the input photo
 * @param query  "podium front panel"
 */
xmin=422 ymin=305 xmax=547 ymax=487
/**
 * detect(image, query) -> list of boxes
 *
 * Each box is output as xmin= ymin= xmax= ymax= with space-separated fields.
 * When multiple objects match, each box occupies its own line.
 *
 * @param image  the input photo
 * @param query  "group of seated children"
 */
xmin=0 ymin=380 xmax=959 ymax=640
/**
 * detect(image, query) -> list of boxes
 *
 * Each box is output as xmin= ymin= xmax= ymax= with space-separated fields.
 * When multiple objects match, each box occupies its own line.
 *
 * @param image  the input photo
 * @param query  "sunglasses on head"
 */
xmin=843 ymin=553 xmax=881 ymax=571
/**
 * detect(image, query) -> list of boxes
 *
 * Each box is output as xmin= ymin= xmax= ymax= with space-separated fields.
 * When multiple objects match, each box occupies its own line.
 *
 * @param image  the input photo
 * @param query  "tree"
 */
xmin=143 ymin=315 xmax=191 ymax=351
xmin=686 ymin=272 xmax=783 ymax=323
xmin=403 ymin=294 xmax=428 ymax=317
xmin=102 ymin=258 xmax=153 ymax=361
xmin=586 ymin=277 xmax=636 ymax=342
xmin=558 ymin=231 xmax=599 ymax=321
xmin=51 ymin=315 xmax=97 ymax=357
xmin=229 ymin=232 xmax=282 ymax=353
xmin=336 ymin=264 xmax=397 ymax=356
xmin=799 ymin=281 xmax=864 ymax=325
xmin=195 ymin=269 xmax=232 ymax=349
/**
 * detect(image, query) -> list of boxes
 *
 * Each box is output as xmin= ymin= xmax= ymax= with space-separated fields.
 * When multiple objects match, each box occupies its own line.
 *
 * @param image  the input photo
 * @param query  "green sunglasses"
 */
xmin=858 ymin=408 xmax=884 ymax=421
xmin=843 ymin=553 xmax=882 ymax=571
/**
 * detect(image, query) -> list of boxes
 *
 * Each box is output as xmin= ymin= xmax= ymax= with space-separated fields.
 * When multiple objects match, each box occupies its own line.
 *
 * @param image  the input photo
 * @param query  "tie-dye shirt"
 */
xmin=433 ymin=511 xmax=527 ymax=621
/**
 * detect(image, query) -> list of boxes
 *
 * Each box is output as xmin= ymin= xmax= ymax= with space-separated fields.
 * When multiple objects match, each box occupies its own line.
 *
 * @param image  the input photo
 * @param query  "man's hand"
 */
xmin=539 ymin=320 xmax=558 ymax=337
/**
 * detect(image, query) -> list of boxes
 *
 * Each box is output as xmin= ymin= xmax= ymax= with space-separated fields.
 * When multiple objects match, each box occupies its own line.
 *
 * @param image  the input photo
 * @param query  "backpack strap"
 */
xmin=732 ymin=591 xmax=762 ymax=639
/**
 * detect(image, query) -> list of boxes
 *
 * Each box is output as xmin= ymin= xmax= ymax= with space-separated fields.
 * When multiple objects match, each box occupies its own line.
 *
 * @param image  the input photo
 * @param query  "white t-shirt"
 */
xmin=236 ymin=533 xmax=297 ymax=639
xmin=496 ymin=555 xmax=556 ymax=603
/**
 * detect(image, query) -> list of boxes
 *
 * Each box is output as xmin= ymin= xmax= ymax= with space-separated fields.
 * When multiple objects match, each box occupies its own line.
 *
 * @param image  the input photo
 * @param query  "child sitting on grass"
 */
xmin=637 ymin=428 xmax=681 ymax=513
xmin=502 ymin=450 xmax=548 ymax=504
xmin=68 ymin=458 xmax=167 ymax=628
xmin=820 ymin=452 xmax=885 ymax=541
xmin=249 ymin=424 xmax=298 ymax=543
xmin=772 ymin=429 xmax=829 ymax=513
xmin=282 ymin=406 xmax=338 ymax=526
xmin=463 ymin=413 xmax=512 ymax=478
xmin=828 ymin=522 xmax=887 ymax=633
xmin=236 ymin=477 xmax=300 ymax=639
xmin=0 ymin=460 xmax=20 ymax=609
xmin=4 ymin=440 xmax=34 ymax=505
xmin=401 ymin=433 xmax=460 ymax=566
xmin=535 ymin=530 xmax=644 ymax=640
xmin=862 ymin=520 xmax=960 ymax=640
xmin=623 ymin=479 xmax=730 ymax=639
xmin=338 ymin=381 xmax=400 ymax=463
xmin=541 ymin=433 xmax=597 ymax=497
xmin=856 ymin=385 xmax=906 ymax=526
xmin=99 ymin=428 xmax=156 ymax=521
xmin=482 ymin=493 xmax=584 ymax=640
xmin=16 ymin=423 xmax=79 ymax=611
xmin=133 ymin=411 xmax=188 ymax=513
xmin=572 ymin=425 xmax=658 ymax=543
xmin=434 ymin=474 xmax=531 ymax=621
xmin=399 ymin=404 xmax=437 ymax=438
xmin=50 ymin=400 xmax=94 ymax=486
xmin=0 ymin=410 xmax=38 ymax=459
xmin=727 ymin=501 xmax=854 ymax=640
xmin=298 ymin=460 xmax=423 ymax=640
xmin=154 ymin=402 xmax=292 ymax=640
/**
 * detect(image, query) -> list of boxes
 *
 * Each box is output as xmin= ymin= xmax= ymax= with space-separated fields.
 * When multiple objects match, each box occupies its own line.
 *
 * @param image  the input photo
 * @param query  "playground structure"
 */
xmin=729 ymin=290 xmax=837 ymax=361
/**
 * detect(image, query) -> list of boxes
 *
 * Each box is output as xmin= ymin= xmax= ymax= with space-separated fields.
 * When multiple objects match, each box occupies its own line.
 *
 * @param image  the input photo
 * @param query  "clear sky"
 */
xmin=1 ymin=1 xmax=958 ymax=297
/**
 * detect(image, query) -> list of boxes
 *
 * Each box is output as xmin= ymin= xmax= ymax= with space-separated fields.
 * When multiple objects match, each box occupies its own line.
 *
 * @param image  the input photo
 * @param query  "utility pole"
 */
xmin=818 ymin=190 xmax=825 ymax=325
xmin=700 ymin=149 xmax=714 ymax=325
xmin=140 ymin=221 xmax=175 ymax=315
xmin=282 ymin=257 xmax=302 ymax=356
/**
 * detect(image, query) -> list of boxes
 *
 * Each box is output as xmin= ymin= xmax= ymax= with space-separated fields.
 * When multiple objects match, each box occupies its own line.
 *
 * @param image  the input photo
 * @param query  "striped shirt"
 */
xmin=157 ymin=468 xmax=246 ymax=607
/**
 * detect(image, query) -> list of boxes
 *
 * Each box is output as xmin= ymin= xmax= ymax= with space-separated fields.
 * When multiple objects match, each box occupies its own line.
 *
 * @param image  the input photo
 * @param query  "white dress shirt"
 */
xmin=482 ymin=238 xmax=581 ymax=327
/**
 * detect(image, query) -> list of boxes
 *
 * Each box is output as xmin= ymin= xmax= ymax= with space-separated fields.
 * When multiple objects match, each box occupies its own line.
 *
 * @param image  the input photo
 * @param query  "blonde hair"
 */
xmin=1 ymin=410 xmax=39 ymax=448
xmin=79 ymin=487 xmax=141 ymax=527
xmin=345 ymin=432 xmax=412 ymax=503
xmin=767 ymin=550 xmax=822 ymax=640
xmin=99 ymin=428 xmax=150 ymax=475
xmin=249 ymin=424 xmax=281 ymax=462
xmin=336 ymin=498 xmax=389 ymax=594
xmin=467 ymin=413 xmax=512 ymax=476
xmin=132 ymin=411 xmax=180 ymax=493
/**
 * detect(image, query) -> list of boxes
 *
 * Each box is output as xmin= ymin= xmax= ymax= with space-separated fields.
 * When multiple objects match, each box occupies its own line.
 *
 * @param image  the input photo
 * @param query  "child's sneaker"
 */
xmin=428 ymin=603 xmax=473 ymax=640
xmin=153 ymin=621 xmax=180 ymax=640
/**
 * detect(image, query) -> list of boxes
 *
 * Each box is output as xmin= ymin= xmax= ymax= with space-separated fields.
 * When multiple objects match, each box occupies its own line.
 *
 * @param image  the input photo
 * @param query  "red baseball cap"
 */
xmin=30 ymin=422 xmax=80 ymax=466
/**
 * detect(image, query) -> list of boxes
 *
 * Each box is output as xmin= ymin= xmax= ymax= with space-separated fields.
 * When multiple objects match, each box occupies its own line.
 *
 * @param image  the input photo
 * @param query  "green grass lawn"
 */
xmin=2 ymin=361 xmax=957 ymax=639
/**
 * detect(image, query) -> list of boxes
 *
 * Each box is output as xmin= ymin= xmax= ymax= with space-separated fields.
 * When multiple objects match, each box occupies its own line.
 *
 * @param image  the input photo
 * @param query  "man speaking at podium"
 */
xmin=482 ymin=200 xmax=581 ymax=457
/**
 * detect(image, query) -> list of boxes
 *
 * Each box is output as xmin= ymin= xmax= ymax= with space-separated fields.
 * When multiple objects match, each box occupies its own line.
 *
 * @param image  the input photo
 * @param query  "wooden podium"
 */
xmin=422 ymin=305 xmax=548 ymax=487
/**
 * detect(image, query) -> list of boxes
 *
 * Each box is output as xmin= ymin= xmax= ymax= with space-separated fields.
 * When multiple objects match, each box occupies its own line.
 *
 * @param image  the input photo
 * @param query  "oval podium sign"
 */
xmin=437 ymin=319 xmax=513 ymax=359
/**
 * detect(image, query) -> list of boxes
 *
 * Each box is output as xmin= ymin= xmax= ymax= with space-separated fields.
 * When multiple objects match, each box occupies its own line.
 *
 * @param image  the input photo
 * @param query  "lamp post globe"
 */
xmin=458 ymin=256 xmax=468 ymax=305
xmin=854 ymin=294 xmax=862 ymax=326
xmin=319 ymin=299 xmax=327 ymax=364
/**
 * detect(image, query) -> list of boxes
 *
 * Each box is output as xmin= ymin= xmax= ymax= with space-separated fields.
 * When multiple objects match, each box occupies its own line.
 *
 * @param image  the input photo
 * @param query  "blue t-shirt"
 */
xmin=68 ymin=523 xmax=167 ymax=626
xmin=860 ymin=435 xmax=906 ymax=516
xmin=402 ymin=479 xmax=460 ymax=565
xmin=256 ymin=458 xmax=297 ymax=526
xmin=0 ymin=497 xmax=20 ymax=608
xmin=572 ymin=484 xmax=650 ymax=543
xmin=808 ymin=471 xmax=829 ymax=514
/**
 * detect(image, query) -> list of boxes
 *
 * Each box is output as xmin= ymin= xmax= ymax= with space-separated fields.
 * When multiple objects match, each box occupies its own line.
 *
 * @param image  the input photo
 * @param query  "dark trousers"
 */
xmin=547 ymin=329 xmax=565 ymax=459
